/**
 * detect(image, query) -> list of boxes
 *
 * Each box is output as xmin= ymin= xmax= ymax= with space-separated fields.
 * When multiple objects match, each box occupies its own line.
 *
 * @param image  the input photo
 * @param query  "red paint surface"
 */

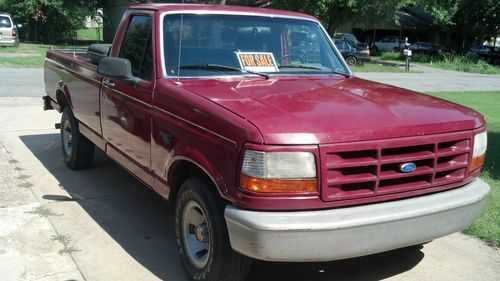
xmin=44 ymin=4 xmax=486 ymax=211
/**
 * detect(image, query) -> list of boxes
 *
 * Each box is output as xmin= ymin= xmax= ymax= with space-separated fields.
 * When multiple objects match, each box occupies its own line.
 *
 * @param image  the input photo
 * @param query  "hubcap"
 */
xmin=62 ymin=119 xmax=73 ymax=156
xmin=182 ymin=201 xmax=210 ymax=269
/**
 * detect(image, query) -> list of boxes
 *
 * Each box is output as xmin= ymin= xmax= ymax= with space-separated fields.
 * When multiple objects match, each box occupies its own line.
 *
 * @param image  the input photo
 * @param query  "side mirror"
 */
xmin=16 ymin=24 xmax=23 ymax=29
xmin=97 ymin=57 xmax=140 ymax=85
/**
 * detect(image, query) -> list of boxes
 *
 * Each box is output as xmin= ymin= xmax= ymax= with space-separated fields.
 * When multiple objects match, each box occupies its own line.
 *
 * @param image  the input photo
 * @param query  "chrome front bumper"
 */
xmin=224 ymin=178 xmax=490 ymax=262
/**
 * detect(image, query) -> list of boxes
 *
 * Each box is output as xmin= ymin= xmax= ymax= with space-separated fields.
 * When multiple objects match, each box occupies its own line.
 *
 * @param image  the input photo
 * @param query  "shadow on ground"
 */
xmin=20 ymin=133 xmax=425 ymax=281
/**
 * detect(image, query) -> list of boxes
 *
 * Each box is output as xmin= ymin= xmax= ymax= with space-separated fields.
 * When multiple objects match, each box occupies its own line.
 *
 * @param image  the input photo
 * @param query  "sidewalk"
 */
xmin=0 ymin=136 xmax=84 ymax=280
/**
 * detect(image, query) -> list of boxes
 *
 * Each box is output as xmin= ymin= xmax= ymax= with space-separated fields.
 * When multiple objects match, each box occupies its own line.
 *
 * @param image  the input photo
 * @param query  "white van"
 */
xmin=0 ymin=13 xmax=19 ymax=47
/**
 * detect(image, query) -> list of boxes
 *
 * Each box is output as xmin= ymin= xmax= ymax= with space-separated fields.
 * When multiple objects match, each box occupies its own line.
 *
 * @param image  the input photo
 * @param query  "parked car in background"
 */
xmin=334 ymin=39 xmax=370 ymax=65
xmin=333 ymin=33 xmax=369 ymax=49
xmin=408 ymin=42 xmax=447 ymax=56
xmin=372 ymin=36 xmax=406 ymax=51
xmin=0 ymin=13 xmax=19 ymax=47
xmin=468 ymin=45 xmax=500 ymax=65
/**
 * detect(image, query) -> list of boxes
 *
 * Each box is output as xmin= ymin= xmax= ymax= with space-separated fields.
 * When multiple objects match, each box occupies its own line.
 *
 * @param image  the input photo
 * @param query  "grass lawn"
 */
xmin=351 ymin=61 xmax=406 ymax=73
xmin=76 ymin=27 xmax=103 ymax=42
xmin=0 ymin=43 xmax=85 ymax=68
xmin=428 ymin=59 xmax=500 ymax=75
xmin=428 ymin=91 xmax=500 ymax=247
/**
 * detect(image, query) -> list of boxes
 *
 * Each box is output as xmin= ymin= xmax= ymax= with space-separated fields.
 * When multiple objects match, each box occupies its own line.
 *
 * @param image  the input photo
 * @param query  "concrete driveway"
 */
xmin=0 ymin=67 xmax=499 ymax=281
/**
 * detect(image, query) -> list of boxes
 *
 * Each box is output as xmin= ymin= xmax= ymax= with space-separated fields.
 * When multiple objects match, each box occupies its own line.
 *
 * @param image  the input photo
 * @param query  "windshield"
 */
xmin=344 ymin=34 xmax=358 ymax=44
xmin=162 ymin=13 xmax=349 ymax=77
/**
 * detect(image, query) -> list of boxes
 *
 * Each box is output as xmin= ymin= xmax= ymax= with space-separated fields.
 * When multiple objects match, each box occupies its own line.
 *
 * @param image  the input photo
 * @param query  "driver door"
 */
xmin=101 ymin=12 xmax=155 ymax=173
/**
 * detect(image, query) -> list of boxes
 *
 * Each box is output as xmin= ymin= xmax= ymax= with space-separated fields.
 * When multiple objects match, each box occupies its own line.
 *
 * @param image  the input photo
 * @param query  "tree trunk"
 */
xmin=327 ymin=9 xmax=350 ymax=36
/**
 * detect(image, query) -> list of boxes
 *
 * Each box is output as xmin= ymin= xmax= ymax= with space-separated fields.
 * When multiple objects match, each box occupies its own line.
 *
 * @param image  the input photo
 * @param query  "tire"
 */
xmin=175 ymin=178 xmax=251 ymax=281
xmin=60 ymin=107 xmax=95 ymax=170
xmin=345 ymin=56 xmax=357 ymax=66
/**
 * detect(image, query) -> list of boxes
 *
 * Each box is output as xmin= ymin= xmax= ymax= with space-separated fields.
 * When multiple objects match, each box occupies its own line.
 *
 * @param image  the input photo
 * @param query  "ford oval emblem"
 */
xmin=399 ymin=163 xmax=417 ymax=173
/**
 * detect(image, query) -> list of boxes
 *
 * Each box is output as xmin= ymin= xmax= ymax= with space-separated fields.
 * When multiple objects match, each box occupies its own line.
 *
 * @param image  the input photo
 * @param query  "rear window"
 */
xmin=0 ymin=16 xmax=12 ymax=28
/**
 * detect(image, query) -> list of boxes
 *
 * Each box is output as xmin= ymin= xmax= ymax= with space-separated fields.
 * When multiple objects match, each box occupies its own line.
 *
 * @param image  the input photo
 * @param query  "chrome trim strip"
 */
xmin=158 ymin=10 xmax=351 ymax=78
xmin=46 ymin=58 xmax=102 ymax=84
xmin=152 ymin=105 xmax=237 ymax=147
xmin=102 ymin=85 xmax=153 ymax=108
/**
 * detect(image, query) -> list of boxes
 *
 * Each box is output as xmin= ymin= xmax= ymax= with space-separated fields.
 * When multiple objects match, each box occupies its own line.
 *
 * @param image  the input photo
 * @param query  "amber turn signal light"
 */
xmin=240 ymin=174 xmax=317 ymax=193
xmin=470 ymin=154 xmax=486 ymax=172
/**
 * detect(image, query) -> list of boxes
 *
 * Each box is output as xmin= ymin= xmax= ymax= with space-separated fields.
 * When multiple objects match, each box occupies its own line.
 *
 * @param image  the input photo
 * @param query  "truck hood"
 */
xmin=181 ymin=76 xmax=484 ymax=144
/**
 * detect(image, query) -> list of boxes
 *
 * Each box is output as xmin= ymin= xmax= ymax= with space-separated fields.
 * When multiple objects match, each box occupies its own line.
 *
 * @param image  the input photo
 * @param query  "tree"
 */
xmin=455 ymin=0 xmax=500 ymax=46
xmin=270 ymin=0 xmax=459 ymax=35
xmin=0 ymin=0 xmax=104 ymax=43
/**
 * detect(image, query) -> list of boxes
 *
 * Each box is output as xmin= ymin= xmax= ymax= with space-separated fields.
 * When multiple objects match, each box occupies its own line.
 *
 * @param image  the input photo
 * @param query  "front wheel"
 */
xmin=175 ymin=178 xmax=251 ymax=281
xmin=61 ymin=107 xmax=95 ymax=170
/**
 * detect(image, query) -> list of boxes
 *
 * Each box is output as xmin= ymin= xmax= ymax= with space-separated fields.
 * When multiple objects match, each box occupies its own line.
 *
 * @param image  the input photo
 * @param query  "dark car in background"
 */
xmin=409 ymin=42 xmax=447 ymax=56
xmin=334 ymin=33 xmax=369 ymax=49
xmin=0 ymin=13 xmax=19 ymax=47
xmin=468 ymin=45 xmax=500 ymax=65
xmin=334 ymin=39 xmax=371 ymax=65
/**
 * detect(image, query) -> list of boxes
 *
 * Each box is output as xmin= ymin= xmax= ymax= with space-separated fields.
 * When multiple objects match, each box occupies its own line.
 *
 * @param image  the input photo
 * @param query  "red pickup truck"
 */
xmin=43 ymin=4 xmax=490 ymax=281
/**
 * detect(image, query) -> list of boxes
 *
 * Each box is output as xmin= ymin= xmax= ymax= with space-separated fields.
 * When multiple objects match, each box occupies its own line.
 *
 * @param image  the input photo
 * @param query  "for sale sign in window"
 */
xmin=236 ymin=52 xmax=279 ymax=73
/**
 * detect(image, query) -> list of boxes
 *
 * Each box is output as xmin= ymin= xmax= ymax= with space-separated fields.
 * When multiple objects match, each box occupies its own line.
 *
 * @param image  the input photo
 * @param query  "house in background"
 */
xmin=336 ymin=7 xmax=451 ymax=47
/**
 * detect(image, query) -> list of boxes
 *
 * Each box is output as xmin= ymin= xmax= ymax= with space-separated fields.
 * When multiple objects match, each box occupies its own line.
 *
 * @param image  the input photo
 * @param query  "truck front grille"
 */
xmin=320 ymin=131 xmax=472 ymax=202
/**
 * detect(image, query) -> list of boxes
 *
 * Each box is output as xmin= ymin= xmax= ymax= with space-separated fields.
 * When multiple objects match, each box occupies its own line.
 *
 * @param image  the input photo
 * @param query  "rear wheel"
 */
xmin=175 ymin=177 xmax=251 ymax=281
xmin=345 ymin=56 xmax=357 ymax=66
xmin=61 ymin=107 xmax=95 ymax=170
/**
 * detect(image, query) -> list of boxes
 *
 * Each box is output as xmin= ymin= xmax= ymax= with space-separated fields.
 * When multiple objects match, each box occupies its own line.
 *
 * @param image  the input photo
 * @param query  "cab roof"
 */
xmin=129 ymin=3 xmax=317 ymax=21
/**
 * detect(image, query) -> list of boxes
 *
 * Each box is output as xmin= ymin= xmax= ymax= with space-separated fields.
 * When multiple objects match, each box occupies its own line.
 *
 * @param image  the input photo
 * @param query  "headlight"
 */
xmin=471 ymin=131 xmax=487 ymax=171
xmin=240 ymin=150 xmax=317 ymax=193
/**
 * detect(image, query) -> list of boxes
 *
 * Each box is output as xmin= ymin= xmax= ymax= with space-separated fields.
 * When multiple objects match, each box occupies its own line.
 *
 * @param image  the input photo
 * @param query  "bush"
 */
xmin=376 ymin=51 xmax=500 ymax=74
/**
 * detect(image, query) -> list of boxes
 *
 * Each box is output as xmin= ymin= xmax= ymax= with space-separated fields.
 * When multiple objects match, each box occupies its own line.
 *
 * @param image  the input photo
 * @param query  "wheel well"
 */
xmin=56 ymin=90 xmax=68 ymax=112
xmin=168 ymin=160 xmax=220 ymax=202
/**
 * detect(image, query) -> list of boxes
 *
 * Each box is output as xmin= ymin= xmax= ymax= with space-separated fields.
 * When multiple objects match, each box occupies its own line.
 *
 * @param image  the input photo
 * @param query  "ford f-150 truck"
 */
xmin=43 ymin=4 xmax=490 ymax=281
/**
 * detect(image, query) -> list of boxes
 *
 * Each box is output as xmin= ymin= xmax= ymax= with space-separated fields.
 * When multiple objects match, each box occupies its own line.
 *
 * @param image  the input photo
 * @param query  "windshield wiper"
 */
xmin=179 ymin=64 xmax=269 ymax=79
xmin=278 ymin=65 xmax=351 ymax=78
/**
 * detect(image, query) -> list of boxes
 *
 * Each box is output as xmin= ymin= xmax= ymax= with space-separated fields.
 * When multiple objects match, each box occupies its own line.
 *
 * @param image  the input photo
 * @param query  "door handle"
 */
xmin=102 ymin=80 xmax=116 ymax=88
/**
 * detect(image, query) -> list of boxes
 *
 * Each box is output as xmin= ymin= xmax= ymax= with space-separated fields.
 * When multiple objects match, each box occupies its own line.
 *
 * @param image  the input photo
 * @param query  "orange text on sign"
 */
xmin=240 ymin=54 xmax=274 ymax=67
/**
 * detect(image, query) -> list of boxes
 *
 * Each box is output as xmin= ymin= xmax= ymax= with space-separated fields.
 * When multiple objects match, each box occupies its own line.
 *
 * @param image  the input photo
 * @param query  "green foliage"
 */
xmin=378 ymin=51 xmax=403 ymax=61
xmin=455 ymin=0 xmax=500 ymax=42
xmin=432 ymin=55 xmax=500 ymax=75
xmin=0 ymin=0 xmax=104 ymax=43
xmin=376 ymin=51 xmax=500 ymax=74
xmin=270 ymin=0 xmax=459 ymax=34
